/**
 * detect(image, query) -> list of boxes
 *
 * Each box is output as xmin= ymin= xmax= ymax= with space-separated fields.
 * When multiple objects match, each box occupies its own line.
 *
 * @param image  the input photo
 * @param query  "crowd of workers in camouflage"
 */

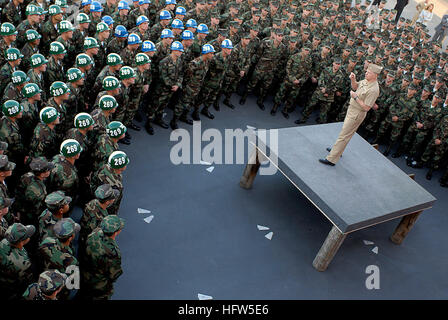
xmin=1 ymin=0 xmax=448 ymax=300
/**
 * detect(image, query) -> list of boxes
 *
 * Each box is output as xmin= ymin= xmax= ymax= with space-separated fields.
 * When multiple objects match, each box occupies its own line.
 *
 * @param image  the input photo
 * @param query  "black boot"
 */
xmin=201 ymin=106 xmax=215 ymax=119
xmin=281 ymin=109 xmax=289 ymax=119
xmin=270 ymin=103 xmax=280 ymax=115
xmin=170 ymin=116 xmax=179 ymax=130
xmin=180 ymin=111 xmax=193 ymax=125
xmin=154 ymin=117 xmax=169 ymax=129
xmin=213 ymin=99 xmax=220 ymax=111
xmin=391 ymin=144 xmax=403 ymax=158
xmin=426 ymin=168 xmax=434 ymax=180
xmin=440 ymin=174 xmax=448 ymax=187
xmin=239 ymin=92 xmax=248 ymax=105
xmin=192 ymin=109 xmax=200 ymax=121
xmin=383 ymin=141 xmax=393 ymax=157
xmin=145 ymin=120 xmax=154 ymax=135
xmin=223 ymin=97 xmax=235 ymax=109
xmin=294 ymin=116 xmax=308 ymax=124
xmin=256 ymin=97 xmax=265 ymax=110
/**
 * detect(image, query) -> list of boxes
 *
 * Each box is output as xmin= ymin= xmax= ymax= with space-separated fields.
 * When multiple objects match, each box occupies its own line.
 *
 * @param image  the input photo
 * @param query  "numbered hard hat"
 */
xmin=160 ymin=29 xmax=174 ymax=39
xmin=139 ymin=0 xmax=150 ymax=5
xmin=165 ymin=0 xmax=176 ymax=5
xmin=96 ymin=22 xmax=110 ymax=33
xmin=55 ymin=0 xmax=68 ymax=8
xmin=175 ymin=6 xmax=186 ymax=16
xmin=201 ymin=44 xmax=215 ymax=54
xmin=142 ymin=40 xmax=156 ymax=52
xmin=107 ymin=53 xmax=123 ymax=66
xmin=181 ymin=30 xmax=194 ymax=40
xmin=40 ymin=106 xmax=59 ymax=124
xmin=74 ymin=113 xmax=94 ymax=129
xmin=2 ymin=100 xmax=23 ymax=118
xmin=90 ymin=1 xmax=103 ymax=12
xmin=49 ymin=41 xmax=66 ymax=55
xmin=66 ymin=68 xmax=85 ymax=83
xmin=77 ymin=12 xmax=91 ymax=24
xmin=60 ymin=139 xmax=82 ymax=158
xmin=171 ymin=19 xmax=184 ymax=30
xmin=108 ymin=151 xmax=129 ymax=169
xmin=5 ymin=48 xmax=24 ymax=61
xmin=136 ymin=15 xmax=149 ymax=26
xmin=114 ymin=25 xmax=128 ymax=38
xmin=30 ymin=53 xmax=48 ymax=68
xmin=102 ymin=76 xmax=121 ymax=91
xmin=135 ymin=53 xmax=151 ymax=65
xmin=58 ymin=20 xmax=74 ymax=34
xmin=26 ymin=4 xmax=41 ymax=16
xmin=221 ymin=39 xmax=233 ymax=49
xmin=106 ymin=121 xmax=127 ymax=138
xmin=102 ymin=15 xmax=114 ymax=26
xmin=197 ymin=23 xmax=209 ymax=34
xmin=50 ymin=81 xmax=70 ymax=97
xmin=11 ymin=71 xmax=30 ymax=85
xmin=186 ymin=19 xmax=197 ymax=29
xmin=119 ymin=66 xmax=136 ymax=79
xmin=75 ymin=53 xmax=93 ymax=67
xmin=48 ymin=4 xmax=62 ymax=16
xmin=99 ymin=94 xmax=118 ymax=110
xmin=22 ymin=83 xmax=42 ymax=98
xmin=118 ymin=0 xmax=130 ymax=10
xmin=128 ymin=33 xmax=142 ymax=45
xmin=171 ymin=41 xmax=184 ymax=52
xmin=84 ymin=37 xmax=99 ymax=49
xmin=0 ymin=23 xmax=18 ymax=36
xmin=80 ymin=0 xmax=92 ymax=8
xmin=25 ymin=29 xmax=41 ymax=42
xmin=159 ymin=10 xmax=172 ymax=20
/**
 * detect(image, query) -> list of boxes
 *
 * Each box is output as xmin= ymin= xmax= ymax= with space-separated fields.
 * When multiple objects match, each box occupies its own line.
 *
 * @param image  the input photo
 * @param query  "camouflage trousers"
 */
xmin=174 ymin=86 xmax=201 ymax=117
xmin=114 ymin=101 xmax=139 ymax=127
xmin=246 ymin=68 xmax=275 ymax=100
xmin=80 ymin=272 xmax=114 ymax=300
xmin=148 ymin=86 xmax=176 ymax=121
xmin=302 ymin=90 xmax=333 ymax=123
xmin=108 ymin=192 xmax=122 ymax=216
xmin=400 ymin=124 xmax=431 ymax=157
xmin=199 ymin=81 xmax=223 ymax=107
xmin=377 ymin=118 xmax=405 ymax=143
xmin=273 ymin=80 xmax=302 ymax=110
xmin=420 ymin=139 xmax=448 ymax=169
xmin=364 ymin=108 xmax=387 ymax=134
xmin=336 ymin=100 xmax=350 ymax=122
xmin=221 ymin=74 xmax=240 ymax=99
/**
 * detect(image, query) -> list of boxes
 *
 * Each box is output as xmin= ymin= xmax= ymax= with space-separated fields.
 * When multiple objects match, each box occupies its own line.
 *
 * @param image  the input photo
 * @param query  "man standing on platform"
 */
xmin=319 ymin=64 xmax=382 ymax=167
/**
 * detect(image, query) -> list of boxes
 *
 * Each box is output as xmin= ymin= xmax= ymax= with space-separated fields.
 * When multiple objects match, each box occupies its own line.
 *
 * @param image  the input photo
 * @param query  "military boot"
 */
xmin=256 ymin=96 xmax=265 ymax=110
xmin=180 ymin=110 xmax=193 ymax=125
xmin=391 ymin=143 xmax=404 ymax=158
xmin=170 ymin=115 xmax=179 ymax=130
xmin=154 ymin=116 xmax=169 ymax=129
xmin=426 ymin=168 xmax=434 ymax=180
xmin=213 ymin=99 xmax=220 ymax=111
xmin=192 ymin=109 xmax=201 ymax=121
xmin=201 ymin=105 xmax=215 ymax=119
xmin=145 ymin=120 xmax=154 ymax=135
xmin=383 ymin=141 xmax=394 ymax=157
xmin=223 ymin=96 xmax=235 ymax=109
xmin=270 ymin=102 xmax=280 ymax=116
xmin=239 ymin=92 xmax=248 ymax=105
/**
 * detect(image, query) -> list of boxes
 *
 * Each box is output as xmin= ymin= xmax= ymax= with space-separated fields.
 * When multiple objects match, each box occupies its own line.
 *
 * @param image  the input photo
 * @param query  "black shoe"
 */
xmin=318 ymin=158 xmax=335 ymax=166
xmin=256 ymin=99 xmax=265 ymax=110
xmin=170 ymin=119 xmax=179 ymax=130
xmin=154 ymin=118 xmax=169 ymax=129
xmin=294 ymin=117 xmax=307 ymax=124
xmin=134 ymin=112 xmax=143 ymax=122
xmin=440 ymin=178 xmax=448 ymax=188
xmin=129 ymin=123 xmax=141 ymax=131
xmin=180 ymin=116 xmax=193 ymax=125
xmin=201 ymin=107 xmax=215 ymax=119
xmin=213 ymin=101 xmax=220 ymax=111
xmin=239 ymin=94 xmax=247 ymax=105
xmin=326 ymin=147 xmax=332 ymax=153
xmin=119 ymin=137 xmax=131 ymax=145
xmin=223 ymin=99 xmax=235 ymax=109
xmin=281 ymin=110 xmax=289 ymax=119
xmin=270 ymin=108 xmax=277 ymax=116
xmin=192 ymin=110 xmax=200 ymax=121
xmin=145 ymin=122 xmax=154 ymax=135
xmin=426 ymin=169 xmax=433 ymax=180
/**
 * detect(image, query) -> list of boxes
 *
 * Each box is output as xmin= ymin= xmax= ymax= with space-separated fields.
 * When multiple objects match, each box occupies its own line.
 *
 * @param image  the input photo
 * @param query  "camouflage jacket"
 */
xmin=49 ymin=154 xmax=79 ymax=198
xmin=21 ymin=42 xmax=40 ymax=72
xmin=103 ymin=3 xmax=117 ymax=17
xmin=80 ymin=199 xmax=108 ymax=243
xmin=0 ymin=116 xmax=25 ymax=161
xmin=37 ymin=209 xmax=61 ymax=243
xmin=0 ymin=62 xmax=15 ymax=94
xmin=158 ymin=54 xmax=183 ymax=89
xmin=13 ymin=172 xmax=47 ymax=223
xmin=311 ymin=52 xmax=333 ymax=79
xmin=90 ymin=106 xmax=110 ymax=140
xmin=2 ymin=82 xmax=23 ymax=105
xmin=0 ymin=218 xmax=8 ymax=242
xmin=4 ymin=1 xmax=22 ymax=26
xmin=112 ymin=13 xmax=132 ymax=31
xmin=0 ymin=238 xmax=33 ymax=288
xmin=72 ymin=29 xmax=88 ymax=54
xmin=16 ymin=20 xmax=37 ymax=48
xmin=120 ymin=46 xmax=138 ymax=67
xmin=130 ymin=68 xmax=151 ymax=105
xmin=433 ymin=115 xmax=448 ymax=141
xmin=27 ymin=69 xmax=47 ymax=101
xmin=19 ymin=99 xmax=40 ymax=143
xmin=92 ymin=133 xmax=118 ymax=172
xmin=203 ymin=51 xmax=229 ymax=88
xmin=91 ymin=164 xmax=123 ymax=197
xmin=254 ymin=38 xmax=287 ymax=73
xmin=183 ymin=56 xmax=210 ymax=91
xmin=45 ymin=98 xmax=68 ymax=140
xmin=316 ymin=66 xmax=344 ymax=102
xmin=23 ymin=283 xmax=52 ymax=300
xmin=93 ymin=66 xmax=119 ymax=96
xmin=285 ymin=52 xmax=312 ymax=86
xmin=38 ymin=236 xmax=78 ymax=273
xmin=387 ymin=93 xmax=418 ymax=123
xmin=107 ymin=37 xmax=127 ymax=55
xmin=29 ymin=122 xmax=59 ymax=160
xmin=416 ymin=101 xmax=444 ymax=130
xmin=41 ymin=20 xmax=59 ymax=52
xmin=191 ymin=37 xmax=208 ymax=58
xmin=45 ymin=57 xmax=65 ymax=91
xmin=149 ymin=22 xmax=166 ymax=42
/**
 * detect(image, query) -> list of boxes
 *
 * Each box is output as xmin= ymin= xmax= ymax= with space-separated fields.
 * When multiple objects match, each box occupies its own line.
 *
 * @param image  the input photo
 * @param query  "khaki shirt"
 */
xmin=350 ymin=79 xmax=380 ymax=112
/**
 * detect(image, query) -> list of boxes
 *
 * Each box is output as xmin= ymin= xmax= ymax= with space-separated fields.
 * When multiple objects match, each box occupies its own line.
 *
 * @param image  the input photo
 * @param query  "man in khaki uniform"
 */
xmin=319 ymin=64 xmax=382 ymax=166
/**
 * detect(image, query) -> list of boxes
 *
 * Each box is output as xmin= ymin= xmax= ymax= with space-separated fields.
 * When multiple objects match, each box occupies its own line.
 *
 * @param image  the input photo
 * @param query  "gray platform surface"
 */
xmin=256 ymin=124 xmax=437 ymax=233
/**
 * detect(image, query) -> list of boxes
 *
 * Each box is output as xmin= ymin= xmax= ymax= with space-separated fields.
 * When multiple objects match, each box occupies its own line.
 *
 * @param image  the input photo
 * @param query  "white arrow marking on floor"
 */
xmin=265 ymin=232 xmax=274 ymax=240
xmin=246 ymin=125 xmax=256 ymax=130
xmin=198 ymin=293 xmax=213 ymax=300
xmin=257 ymin=225 xmax=270 ymax=231
xmin=206 ymin=166 xmax=214 ymax=173
xmin=138 ymin=208 xmax=151 ymax=214
xmin=372 ymin=246 xmax=378 ymax=254
xmin=200 ymin=160 xmax=212 ymax=165
xmin=363 ymin=240 xmax=374 ymax=245
xmin=143 ymin=215 xmax=154 ymax=224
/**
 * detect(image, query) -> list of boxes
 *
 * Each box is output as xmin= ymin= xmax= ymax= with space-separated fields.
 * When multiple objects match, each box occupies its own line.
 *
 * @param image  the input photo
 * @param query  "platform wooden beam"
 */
xmin=239 ymin=148 xmax=261 ymax=189
xmin=312 ymin=226 xmax=347 ymax=272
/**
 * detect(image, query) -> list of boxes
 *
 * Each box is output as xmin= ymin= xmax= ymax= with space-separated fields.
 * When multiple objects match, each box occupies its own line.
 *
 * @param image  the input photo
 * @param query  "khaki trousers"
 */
xmin=326 ymin=104 xmax=367 ymax=164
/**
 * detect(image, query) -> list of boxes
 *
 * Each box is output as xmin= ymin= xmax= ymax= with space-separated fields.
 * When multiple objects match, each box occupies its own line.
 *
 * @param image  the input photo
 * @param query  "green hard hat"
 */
xmin=49 ymin=41 xmax=67 ymax=55
xmin=66 ymin=68 xmax=85 ymax=82
xmin=48 ymin=4 xmax=62 ymax=16
xmin=100 ymin=215 xmax=125 ymax=234
xmin=107 ymin=53 xmax=123 ymax=66
xmin=119 ymin=66 xmax=136 ymax=79
xmin=5 ymin=223 xmax=35 ymax=244
xmin=96 ymin=22 xmax=110 ymax=33
xmin=0 ymin=23 xmax=18 ymax=36
xmin=38 ymin=270 xmax=67 ymax=295
xmin=60 ymin=139 xmax=82 ymax=158
xmin=5 ymin=48 xmax=23 ymax=61
xmin=75 ymin=53 xmax=93 ymax=67
xmin=84 ymin=37 xmax=99 ymax=49
xmin=22 ymin=83 xmax=42 ymax=98
xmin=50 ymin=81 xmax=70 ymax=97
xmin=106 ymin=121 xmax=127 ymax=138
xmin=108 ymin=150 xmax=129 ymax=169
xmin=25 ymin=29 xmax=41 ymax=42
xmin=26 ymin=4 xmax=41 ymax=16
xmin=58 ymin=20 xmax=74 ymax=34
xmin=74 ymin=112 xmax=94 ymax=129
xmin=77 ymin=12 xmax=91 ymax=24
xmin=99 ymin=94 xmax=118 ymax=110
xmin=30 ymin=53 xmax=48 ymax=68
xmin=135 ymin=53 xmax=151 ymax=66
xmin=102 ymin=76 xmax=121 ymax=91
xmin=2 ymin=100 xmax=23 ymax=118
xmin=55 ymin=0 xmax=68 ymax=8
xmin=53 ymin=218 xmax=80 ymax=240
xmin=11 ymin=70 xmax=30 ymax=85
xmin=39 ymin=106 xmax=59 ymax=124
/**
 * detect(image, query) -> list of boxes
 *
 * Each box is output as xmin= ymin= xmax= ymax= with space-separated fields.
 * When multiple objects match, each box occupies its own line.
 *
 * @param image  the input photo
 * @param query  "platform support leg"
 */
xmin=312 ymin=226 xmax=347 ymax=272
xmin=239 ymin=148 xmax=261 ymax=189
xmin=390 ymin=210 xmax=423 ymax=245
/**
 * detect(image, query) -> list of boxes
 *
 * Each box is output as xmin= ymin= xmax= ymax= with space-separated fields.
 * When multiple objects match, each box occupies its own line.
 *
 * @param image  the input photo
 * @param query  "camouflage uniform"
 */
xmin=127 ymin=67 xmax=150 ymax=126
xmin=0 ymin=117 xmax=25 ymax=165
xmin=107 ymin=37 xmax=127 ymax=54
xmin=45 ymin=57 xmax=65 ymax=91
xmin=38 ymin=236 xmax=78 ymax=273
xmin=91 ymin=164 xmax=123 ymax=215
xmin=114 ymin=83 xmax=133 ymax=124
xmin=92 ymin=133 xmax=118 ymax=173
xmin=93 ymin=66 xmax=119 ymax=97
xmin=27 ymin=69 xmax=47 ymax=101
xmin=79 ymin=199 xmax=108 ymax=245
xmin=44 ymin=97 xmax=68 ymax=140
xmin=29 ymin=122 xmax=59 ymax=160
xmin=90 ymin=106 xmax=111 ymax=141
xmin=20 ymin=42 xmax=39 ymax=71
xmin=13 ymin=172 xmax=47 ymax=226
xmin=41 ymin=20 xmax=59 ymax=53
xmin=2 ymin=82 xmax=23 ymax=105
xmin=37 ymin=209 xmax=60 ymax=243
xmin=3 ymin=2 xmax=22 ymax=26
xmin=49 ymin=154 xmax=79 ymax=199
xmin=419 ymin=115 xmax=448 ymax=169
xmin=0 ymin=63 xmax=15 ymax=94
xmin=198 ymin=51 xmax=229 ymax=108
xmin=120 ymin=46 xmax=138 ymax=67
